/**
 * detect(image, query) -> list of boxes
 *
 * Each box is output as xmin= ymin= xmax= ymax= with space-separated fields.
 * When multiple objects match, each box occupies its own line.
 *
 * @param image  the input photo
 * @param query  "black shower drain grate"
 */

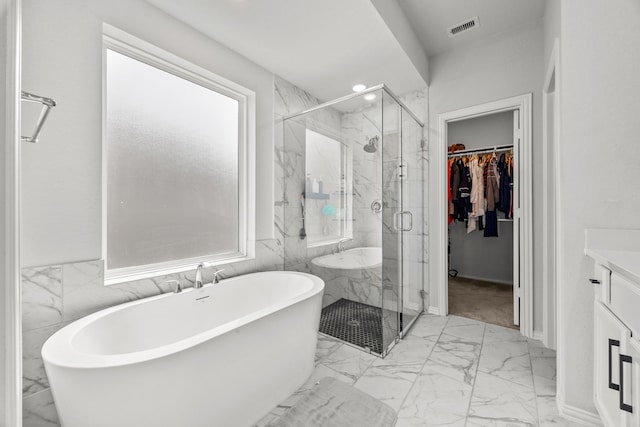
xmin=319 ymin=299 xmax=384 ymax=355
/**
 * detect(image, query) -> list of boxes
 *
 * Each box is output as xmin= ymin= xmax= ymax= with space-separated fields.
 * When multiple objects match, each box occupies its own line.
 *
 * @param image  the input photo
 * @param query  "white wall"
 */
xmin=428 ymin=21 xmax=544 ymax=329
xmin=0 ymin=0 xmax=8 ymax=419
xmin=448 ymin=111 xmax=514 ymax=284
xmin=448 ymin=111 xmax=513 ymax=150
xmin=543 ymin=0 xmax=560 ymax=69
xmin=556 ymin=0 xmax=640 ymax=414
xmin=20 ymin=0 xmax=275 ymax=267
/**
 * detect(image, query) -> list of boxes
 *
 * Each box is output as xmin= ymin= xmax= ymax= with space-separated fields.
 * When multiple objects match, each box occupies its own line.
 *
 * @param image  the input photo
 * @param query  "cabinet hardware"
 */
xmin=620 ymin=354 xmax=633 ymax=413
xmin=609 ymin=339 xmax=621 ymax=391
xmin=590 ymin=278 xmax=601 ymax=284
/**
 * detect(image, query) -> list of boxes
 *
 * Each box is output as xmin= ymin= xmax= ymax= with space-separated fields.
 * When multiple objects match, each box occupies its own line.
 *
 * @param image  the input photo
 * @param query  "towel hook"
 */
xmin=21 ymin=90 xmax=57 ymax=143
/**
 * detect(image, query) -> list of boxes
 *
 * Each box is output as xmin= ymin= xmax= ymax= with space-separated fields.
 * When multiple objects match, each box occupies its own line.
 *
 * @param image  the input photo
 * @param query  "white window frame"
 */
xmin=102 ymin=25 xmax=255 ymax=285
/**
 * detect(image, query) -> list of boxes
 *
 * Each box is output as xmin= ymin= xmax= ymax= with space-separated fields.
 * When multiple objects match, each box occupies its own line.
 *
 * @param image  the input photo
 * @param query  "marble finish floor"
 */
xmin=449 ymin=277 xmax=516 ymax=329
xmin=256 ymin=314 xmax=580 ymax=427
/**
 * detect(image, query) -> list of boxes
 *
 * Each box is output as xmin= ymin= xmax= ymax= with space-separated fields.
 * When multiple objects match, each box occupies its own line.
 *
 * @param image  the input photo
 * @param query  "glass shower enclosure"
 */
xmin=281 ymin=85 xmax=425 ymax=357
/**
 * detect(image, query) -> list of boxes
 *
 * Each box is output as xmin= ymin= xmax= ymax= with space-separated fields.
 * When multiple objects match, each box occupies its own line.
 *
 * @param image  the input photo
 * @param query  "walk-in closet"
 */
xmin=446 ymin=111 xmax=518 ymax=328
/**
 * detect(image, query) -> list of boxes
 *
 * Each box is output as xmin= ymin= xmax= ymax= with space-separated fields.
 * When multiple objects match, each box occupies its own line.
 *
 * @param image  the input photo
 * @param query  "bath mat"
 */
xmin=267 ymin=377 xmax=396 ymax=427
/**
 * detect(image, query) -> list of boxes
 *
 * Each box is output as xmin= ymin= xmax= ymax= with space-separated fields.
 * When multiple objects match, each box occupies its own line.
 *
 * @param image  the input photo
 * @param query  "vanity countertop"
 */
xmin=585 ymin=248 xmax=640 ymax=283
xmin=584 ymin=228 xmax=640 ymax=283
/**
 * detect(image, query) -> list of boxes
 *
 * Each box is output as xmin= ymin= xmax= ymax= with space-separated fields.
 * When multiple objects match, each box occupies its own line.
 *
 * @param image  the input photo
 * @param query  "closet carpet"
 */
xmin=448 ymin=276 xmax=517 ymax=329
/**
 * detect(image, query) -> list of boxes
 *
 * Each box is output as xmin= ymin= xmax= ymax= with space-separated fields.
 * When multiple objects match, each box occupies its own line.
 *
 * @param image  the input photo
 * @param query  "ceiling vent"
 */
xmin=447 ymin=16 xmax=480 ymax=38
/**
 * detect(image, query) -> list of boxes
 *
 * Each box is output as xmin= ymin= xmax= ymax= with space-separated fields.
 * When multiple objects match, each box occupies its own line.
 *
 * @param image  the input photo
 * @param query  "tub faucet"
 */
xmin=213 ymin=269 xmax=225 ymax=284
xmin=337 ymin=238 xmax=351 ymax=253
xmin=194 ymin=263 xmax=206 ymax=289
xmin=193 ymin=261 xmax=222 ymax=289
xmin=165 ymin=280 xmax=182 ymax=294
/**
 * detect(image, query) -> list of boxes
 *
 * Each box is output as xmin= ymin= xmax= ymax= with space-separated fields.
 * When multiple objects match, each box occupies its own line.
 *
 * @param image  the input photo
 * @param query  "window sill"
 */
xmin=104 ymin=253 xmax=254 ymax=286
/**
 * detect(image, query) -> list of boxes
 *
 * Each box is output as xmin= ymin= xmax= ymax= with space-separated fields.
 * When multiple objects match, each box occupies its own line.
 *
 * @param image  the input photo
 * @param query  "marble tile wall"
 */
xmin=278 ymin=77 xmax=344 ymax=276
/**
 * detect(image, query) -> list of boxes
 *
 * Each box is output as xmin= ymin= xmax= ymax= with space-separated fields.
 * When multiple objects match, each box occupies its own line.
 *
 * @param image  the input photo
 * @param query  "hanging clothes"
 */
xmin=467 ymin=157 xmax=485 ymax=234
xmin=451 ymin=159 xmax=471 ymax=222
xmin=484 ymin=210 xmax=499 ymax=237
xmin=508 ymin=153 xmax=514 ymax=219
xmin=448 ymin=159 xmax=453 ymax=224
xmin=497 ymin=153 xmax=512 ymax=218
xmin=447 ymin=146 xmax=512 ymax=237
xmin=484 ymin=155 xmax=499 ymax=237
xmin=485 ymin=156 xmax=499 ymax=211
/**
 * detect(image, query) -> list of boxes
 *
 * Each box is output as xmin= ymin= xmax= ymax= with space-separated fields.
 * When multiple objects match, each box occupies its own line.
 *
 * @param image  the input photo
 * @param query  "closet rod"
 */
xmin=448 ymin=143 xmax=513 ymax=157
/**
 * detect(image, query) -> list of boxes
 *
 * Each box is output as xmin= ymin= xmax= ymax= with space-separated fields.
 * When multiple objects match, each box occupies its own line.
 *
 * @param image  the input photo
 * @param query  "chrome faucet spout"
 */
xmin=337 ymin=238 xmax=351 ymax=253
xmin=194 ymin=263 xmax=205 ymax=289
xmin=213 ymin=269 xmax=225 ymax=284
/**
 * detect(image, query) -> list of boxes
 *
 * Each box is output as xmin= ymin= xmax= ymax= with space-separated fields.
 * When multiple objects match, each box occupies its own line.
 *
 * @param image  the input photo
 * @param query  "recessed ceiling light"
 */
xmin=364 ymin=93 xmax=377 ymax=101
xmin=352 ymin=84 xmax=366 ymax=93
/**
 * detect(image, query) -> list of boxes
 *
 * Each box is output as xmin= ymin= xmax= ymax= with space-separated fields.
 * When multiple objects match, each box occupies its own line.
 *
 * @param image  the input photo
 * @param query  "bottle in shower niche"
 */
xmin=306 ymin=174 xmax=312 ymax=194
xmin=312 ymin=178 xmax=319 ymax=194
xmin=318 ymin=176 xmax=324 ymax=194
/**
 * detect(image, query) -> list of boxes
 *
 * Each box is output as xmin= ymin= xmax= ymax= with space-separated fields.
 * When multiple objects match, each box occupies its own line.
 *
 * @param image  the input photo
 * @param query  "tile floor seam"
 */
xmin=352 ymin=352 xmax=378 ymax=385
xmin=315 ymin=360 xmax=356 ymax=383
xmin=393 ymin=316 xmax=448 ymax=416
xmin=527 ymin=340 xmax=543 ymax=426
xmin=476 ymin=367 xmax=538 ymax=390
xmin=317 ymin=337 xmax=343 ymax=362
xmin=464 ymin=323 xmax=486 ymax=427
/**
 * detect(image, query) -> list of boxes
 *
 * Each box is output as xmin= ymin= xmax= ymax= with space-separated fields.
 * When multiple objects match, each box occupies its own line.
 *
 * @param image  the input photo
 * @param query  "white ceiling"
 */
xmin=146 ymin=0 xmax=545 ymax=102
xmin=146 ymin=0 xmax=428 ymax=102
xmin=397 ymin=0 xmax=545 ymax=57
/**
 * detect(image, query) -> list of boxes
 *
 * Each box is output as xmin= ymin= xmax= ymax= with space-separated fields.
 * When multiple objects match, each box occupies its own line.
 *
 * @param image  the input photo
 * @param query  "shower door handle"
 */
xmin=393 ymin=211 xmax=413 ymax=232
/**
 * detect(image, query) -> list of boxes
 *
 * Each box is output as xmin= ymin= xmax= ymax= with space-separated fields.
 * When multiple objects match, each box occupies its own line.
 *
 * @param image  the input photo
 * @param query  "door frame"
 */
xmin=432 ymin=93 xmax=533 ymax=338
xmin=542 ymin=38 xmax=560 ymax=350
xmin=3 ymin=0 xmax=22 ymax=425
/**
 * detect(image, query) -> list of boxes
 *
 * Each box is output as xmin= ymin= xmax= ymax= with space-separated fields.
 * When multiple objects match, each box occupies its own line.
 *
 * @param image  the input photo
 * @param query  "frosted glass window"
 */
xmin=106 ymin=48 xmax=240 ymax=272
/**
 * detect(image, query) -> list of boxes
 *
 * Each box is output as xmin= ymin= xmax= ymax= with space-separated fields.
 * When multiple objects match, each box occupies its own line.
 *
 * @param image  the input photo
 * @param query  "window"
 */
xmin=103 ymin=27 xmax=255 ymax=284
xmin=305 ymin=129 xmax=352 ymax=247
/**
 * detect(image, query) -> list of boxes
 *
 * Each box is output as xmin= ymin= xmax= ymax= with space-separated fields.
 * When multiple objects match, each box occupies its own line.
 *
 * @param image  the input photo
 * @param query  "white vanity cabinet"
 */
xmin=592 ymin=265 xmax=640 ymax=426
xmin=626 ymin=338 xmax=640 ymax=426
xmin=594 ymin=299 xmax=632 ymax=426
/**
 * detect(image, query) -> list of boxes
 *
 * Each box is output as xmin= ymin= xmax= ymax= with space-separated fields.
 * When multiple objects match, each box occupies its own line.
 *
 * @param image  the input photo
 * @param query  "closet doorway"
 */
xmin=448 ymin=111 xmax=517 ymax=328
xmin=434 ymin=94 xmax=533 ymax=336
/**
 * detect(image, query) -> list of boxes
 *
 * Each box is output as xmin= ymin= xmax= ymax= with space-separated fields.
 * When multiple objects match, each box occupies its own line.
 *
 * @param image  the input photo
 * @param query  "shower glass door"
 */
xmin=381 ymin=89 xmax=424 ymax=352
xmin=399 ymin=106 xmax=424 ymax=335
xmin=381 ymin=91 xmax=402 ymax=353
xmin=281 ymin=85 xmax=424 ymax=357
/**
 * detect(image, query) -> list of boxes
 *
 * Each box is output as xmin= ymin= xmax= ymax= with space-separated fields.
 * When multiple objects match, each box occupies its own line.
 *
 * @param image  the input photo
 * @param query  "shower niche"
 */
xmin=281 ymin=86 xmax=425 ymax=357
xmin=304 ymin=128 xmax=353 ymax=247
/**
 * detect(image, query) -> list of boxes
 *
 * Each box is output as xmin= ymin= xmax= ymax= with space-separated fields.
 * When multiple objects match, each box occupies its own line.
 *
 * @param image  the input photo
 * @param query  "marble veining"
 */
xmin=22 ymin=266 xmax=63 ymax=332
xmin=23 ymin=389 xmax=59 ymax=427
xmin=428 ymin=332 xmax=483 ymax=386
xmin=257 ymin=314 xmax=572 ymax=427
xmin=477 ymin=340 xmax=534 ymax=388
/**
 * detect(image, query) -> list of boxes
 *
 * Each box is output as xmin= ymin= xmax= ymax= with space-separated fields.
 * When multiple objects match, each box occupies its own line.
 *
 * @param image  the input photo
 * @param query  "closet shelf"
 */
xmin=498 ymin=218 xmax=513 ymax=222
xmin=448 ymin=143 xmax=513 ymax=157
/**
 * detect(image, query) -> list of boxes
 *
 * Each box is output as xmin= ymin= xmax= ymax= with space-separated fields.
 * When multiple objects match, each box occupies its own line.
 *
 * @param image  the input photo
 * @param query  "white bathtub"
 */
xmin=42 ymin=271 xmax=324 ymax=427
xmin=311 ymin=247 xmax=382 ymax=270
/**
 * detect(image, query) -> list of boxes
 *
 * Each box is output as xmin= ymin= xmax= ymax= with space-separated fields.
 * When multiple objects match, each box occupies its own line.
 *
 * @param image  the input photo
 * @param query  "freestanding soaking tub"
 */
xmin=42 ymin=271 xmax=324 ymax=427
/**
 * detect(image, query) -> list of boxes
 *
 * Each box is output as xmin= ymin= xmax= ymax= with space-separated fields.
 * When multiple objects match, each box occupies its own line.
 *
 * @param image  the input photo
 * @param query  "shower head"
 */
xmin=364 ymin=136 xmax=379 ymax=153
